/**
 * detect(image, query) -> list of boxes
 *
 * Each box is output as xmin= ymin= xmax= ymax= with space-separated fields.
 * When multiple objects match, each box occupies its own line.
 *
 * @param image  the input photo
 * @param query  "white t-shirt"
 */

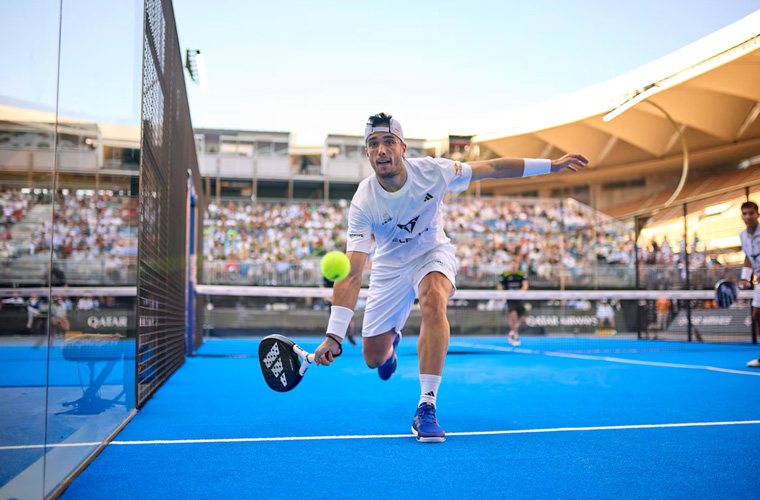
xmin=346 ymin=157 xmax=472 ymax=275
xmin=740 ymin=227 xmax=760 ymax=270
xmin=596 ymin=303 xmax=614 ymax=320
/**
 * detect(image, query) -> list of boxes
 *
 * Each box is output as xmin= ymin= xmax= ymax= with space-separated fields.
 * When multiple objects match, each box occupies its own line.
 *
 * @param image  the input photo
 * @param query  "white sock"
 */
xmin=418 ymin=374 xmax=441 ymax=407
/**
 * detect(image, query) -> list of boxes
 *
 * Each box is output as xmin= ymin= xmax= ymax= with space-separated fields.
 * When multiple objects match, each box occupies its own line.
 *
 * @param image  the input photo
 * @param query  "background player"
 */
xmin=498 ymin=259 xmax=529 ymax=346
xmin=738 ymin=201 xmax=760 ymax=368
xmin=596 ymin=299 xmax=616 ymax=334
xmin=314 ymin=112 xmax=587 ymax=442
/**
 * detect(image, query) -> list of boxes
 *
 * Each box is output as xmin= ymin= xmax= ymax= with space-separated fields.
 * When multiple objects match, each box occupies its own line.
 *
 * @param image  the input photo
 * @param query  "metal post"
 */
xmin=634 ymin=215 xmax=642 ymax=339
xmin=684 ymin=203 xmax=692 ymax=342
xmin=634 ymin=216 xmax=641 ymax=290
xmin=559 ymin=199 xmax=566 ymax=293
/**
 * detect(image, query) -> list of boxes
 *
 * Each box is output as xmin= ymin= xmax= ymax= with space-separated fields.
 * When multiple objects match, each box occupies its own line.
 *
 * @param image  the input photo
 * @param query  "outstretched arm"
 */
xmin=331 ymin=251 xmax=367 ymax=311
xmin=315 ymin=251 xmax=367 ymax=366
xmin=469 ymin=153 xmax=588 ymax=181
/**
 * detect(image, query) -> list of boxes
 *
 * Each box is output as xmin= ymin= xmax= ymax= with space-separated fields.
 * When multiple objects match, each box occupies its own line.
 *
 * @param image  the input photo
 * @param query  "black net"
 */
xmin=136 ymin=0 xmax=201 ymax=407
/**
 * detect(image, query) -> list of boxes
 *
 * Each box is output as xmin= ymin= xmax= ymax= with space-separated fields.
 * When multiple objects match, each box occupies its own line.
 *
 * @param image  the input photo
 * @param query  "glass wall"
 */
xmin=0 ymin=1 xmax=143 ymax=497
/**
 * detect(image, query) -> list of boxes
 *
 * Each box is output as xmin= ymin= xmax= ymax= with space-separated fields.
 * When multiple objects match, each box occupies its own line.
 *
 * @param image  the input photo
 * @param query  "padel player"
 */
xmin=739 ymin=201 xmax=760 ymax=368
xmin=499 ymin=259 xmax=529 ymax=346
xmin=314 ymin=113 xmax=587 ymax=442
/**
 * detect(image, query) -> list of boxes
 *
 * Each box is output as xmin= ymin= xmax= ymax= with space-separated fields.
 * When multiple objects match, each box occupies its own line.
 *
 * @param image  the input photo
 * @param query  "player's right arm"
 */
xmin=315 ymin=251 xmax=367 ymax=366
xmin=332 ymin=251 xmax=367 ymax=310
xmin=740 ymin=255 xmax=753 ymax=289
xmin=316 ymin=193 xmax=373 ymax=366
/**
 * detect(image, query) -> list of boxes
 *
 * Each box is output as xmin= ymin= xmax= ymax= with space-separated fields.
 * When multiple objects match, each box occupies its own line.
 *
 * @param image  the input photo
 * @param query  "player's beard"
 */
xmin=374 ymin=157 xmax=402 ymax=179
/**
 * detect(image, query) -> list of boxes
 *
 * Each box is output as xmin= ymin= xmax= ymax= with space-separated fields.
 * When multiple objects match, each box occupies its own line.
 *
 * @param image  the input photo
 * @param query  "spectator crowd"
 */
xmin=0 ymin=189 xmax=137 ymax=286
xmin=203 ymin=197 xmax=641 ymax=287
xmin=0 ymin=188 xmax=735 ymax=289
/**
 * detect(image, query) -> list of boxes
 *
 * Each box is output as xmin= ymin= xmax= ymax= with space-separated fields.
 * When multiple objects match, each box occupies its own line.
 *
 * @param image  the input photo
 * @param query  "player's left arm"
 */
xmin=469 ymin=154 xmax=588 ymax=181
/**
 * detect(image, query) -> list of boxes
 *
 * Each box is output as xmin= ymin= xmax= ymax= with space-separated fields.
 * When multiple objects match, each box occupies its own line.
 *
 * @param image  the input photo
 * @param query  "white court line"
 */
xmin=2 ymin=420 xmax=759 ymax=450
xmin=450 ymin=342 xmax=760 ymax=377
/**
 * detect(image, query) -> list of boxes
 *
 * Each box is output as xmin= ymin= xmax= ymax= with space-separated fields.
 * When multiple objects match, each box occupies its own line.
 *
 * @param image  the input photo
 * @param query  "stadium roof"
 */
xmin=471 ymin=10 xmax=760 ymax=204
xmin=0 ymin=104 xmax=141 ymax=147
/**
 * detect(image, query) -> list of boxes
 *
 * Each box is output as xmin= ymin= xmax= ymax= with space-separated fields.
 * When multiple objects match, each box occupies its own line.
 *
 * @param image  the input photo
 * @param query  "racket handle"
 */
xmin=297 ymin=353 xmax=315 ymax=376
xmin=292 ymin=343 xmax=314 ymax=376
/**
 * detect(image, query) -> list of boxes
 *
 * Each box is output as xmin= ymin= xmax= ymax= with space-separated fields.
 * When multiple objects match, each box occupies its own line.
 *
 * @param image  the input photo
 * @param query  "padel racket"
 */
xmin=258 ymin=334 xmax=340 ymax=392
xmin=715 ymin=279 xmax=739 ymax=309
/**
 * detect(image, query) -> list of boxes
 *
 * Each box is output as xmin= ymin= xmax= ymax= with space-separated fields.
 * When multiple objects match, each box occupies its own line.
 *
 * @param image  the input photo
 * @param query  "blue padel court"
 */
xmin=54 ymin=336 xmax=760 ymax=499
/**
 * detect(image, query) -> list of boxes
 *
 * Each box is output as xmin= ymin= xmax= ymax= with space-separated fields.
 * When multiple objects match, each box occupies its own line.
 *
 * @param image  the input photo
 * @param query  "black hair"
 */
xmin=367 ymin=112 xmax=393 ymax=127
xmin=741 ymin=201 xmax=759 ymax=212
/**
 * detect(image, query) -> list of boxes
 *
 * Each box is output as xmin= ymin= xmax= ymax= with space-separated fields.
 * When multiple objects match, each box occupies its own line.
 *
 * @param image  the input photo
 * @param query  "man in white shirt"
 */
xmin=314 ymin=113 xmax=587 ymax=442
xmin=738 ymin=201 xmax=760 ymax=368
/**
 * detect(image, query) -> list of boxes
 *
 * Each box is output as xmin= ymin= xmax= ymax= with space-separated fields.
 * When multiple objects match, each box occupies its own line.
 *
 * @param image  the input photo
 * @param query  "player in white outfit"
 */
xmin=738 ymin=201 xmax=760 ymax=368
xmin=314 ymin=113 xmax=587 ymax=442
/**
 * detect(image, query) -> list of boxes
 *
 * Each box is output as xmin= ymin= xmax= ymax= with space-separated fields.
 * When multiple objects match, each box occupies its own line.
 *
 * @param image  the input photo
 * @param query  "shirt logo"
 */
xmin=454 ymin=163 xmax=463 ymax=177
xmin=349 ymin=233 xmax=364 ymax=239
xmin=397 ymin=216 xmax=419 ymax=234
xmin=381 ymin=213 xmax=393 ymax=225
xmin=424 ymin=193 xmax=433 ymax=202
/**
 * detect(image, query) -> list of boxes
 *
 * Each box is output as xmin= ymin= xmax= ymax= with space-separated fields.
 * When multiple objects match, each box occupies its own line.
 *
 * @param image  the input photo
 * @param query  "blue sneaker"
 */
xmin=377 ymin=332 xmax=401 ymax=380
xmin=412 ymin=402 xmax=445 ymax=443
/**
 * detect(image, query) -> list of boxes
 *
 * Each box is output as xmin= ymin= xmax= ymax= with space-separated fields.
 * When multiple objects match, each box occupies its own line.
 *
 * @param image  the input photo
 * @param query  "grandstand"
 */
xmin=202 ymin=196 xmax=639 ymax=289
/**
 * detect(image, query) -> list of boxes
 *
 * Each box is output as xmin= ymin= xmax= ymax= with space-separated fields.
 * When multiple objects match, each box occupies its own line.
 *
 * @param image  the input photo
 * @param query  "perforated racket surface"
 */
xmin=258 ymin=334 xmax=310 ymax=392
xmin=715 ymin=279 xmax=739 ymax=309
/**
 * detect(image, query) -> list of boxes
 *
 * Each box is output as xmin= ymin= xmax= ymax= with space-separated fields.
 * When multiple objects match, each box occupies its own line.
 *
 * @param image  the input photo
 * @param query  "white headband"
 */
xmin=364 ymin=118 xmax=405 ymax=144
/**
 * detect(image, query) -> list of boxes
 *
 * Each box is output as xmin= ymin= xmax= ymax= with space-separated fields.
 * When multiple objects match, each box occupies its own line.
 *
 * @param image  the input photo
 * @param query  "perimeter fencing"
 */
xmin=631 ymin=186 xmax=760 ymax=291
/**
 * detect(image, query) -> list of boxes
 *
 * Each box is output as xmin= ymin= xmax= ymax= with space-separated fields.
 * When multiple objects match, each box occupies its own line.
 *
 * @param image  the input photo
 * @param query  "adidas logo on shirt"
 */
xmin=423 ymin=193 xmax=433 ymax=202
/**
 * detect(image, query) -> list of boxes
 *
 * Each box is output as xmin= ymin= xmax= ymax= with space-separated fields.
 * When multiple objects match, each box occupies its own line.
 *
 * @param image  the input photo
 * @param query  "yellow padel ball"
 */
xmin=321 ymin=251 xmax=350 ymax=282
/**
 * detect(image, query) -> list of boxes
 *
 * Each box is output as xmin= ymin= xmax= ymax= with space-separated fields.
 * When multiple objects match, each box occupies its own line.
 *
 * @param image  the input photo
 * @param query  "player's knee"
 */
xmin=419 ymin=291 xmax=448 ymax=318
xmin=363 ymin=353 xmax=385 ymax=368
xmin=362 ymin=346 xmax=388 ymax=368
xmin=362 ymin=332 xmax=394 ymax=367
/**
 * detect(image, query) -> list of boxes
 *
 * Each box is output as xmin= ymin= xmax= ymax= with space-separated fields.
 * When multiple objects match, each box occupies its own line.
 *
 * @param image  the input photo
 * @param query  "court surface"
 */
xmin=61 ymin=336 xmax=760 ymax=499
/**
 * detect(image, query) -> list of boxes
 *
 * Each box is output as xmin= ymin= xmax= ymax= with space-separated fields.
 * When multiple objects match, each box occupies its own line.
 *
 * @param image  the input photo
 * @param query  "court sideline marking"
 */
xmin=449 ymin=341 xmax=760 ymax=376
xmin=2 ymin=420 xmax=759 ymax=450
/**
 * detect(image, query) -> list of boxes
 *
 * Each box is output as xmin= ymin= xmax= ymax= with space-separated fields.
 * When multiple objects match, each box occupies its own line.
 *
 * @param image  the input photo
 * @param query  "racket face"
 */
xmin=715 ymin=280 xmax=738 ymax=309
xmin=258 ymin=334 xmax=304 ymax=392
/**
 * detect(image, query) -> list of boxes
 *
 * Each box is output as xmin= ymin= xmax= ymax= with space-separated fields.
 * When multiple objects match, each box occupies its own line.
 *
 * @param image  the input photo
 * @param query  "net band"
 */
xmin=195 ymin=285 xmax=752 ymax=301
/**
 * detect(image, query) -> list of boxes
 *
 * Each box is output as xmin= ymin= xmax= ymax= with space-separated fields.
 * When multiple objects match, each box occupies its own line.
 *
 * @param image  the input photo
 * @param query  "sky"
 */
xmin=172 ymin=0 xmax=760 ymax=145
xmin=1 ymin=1 xmax=758 ymax=146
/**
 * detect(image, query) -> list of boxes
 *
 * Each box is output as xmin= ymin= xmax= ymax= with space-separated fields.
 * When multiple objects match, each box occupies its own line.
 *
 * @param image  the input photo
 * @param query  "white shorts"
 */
xmin=361 ymin=245 xmax=457 ymax=337
xmin=753 ymin=286 xmax=760 ymax=308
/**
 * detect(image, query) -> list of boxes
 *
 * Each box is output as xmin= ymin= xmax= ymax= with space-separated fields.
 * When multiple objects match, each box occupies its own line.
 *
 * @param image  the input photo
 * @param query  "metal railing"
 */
xmin=200 ymin=260 xmax=737 ymax=290
xmin=0 ymin=258 xmax=138 ymax=286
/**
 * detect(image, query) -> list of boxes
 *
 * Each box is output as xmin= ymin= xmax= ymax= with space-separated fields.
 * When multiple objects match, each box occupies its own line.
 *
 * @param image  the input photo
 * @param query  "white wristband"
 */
xmin=326 ymin=306 xmax=354 ymax=340
xmin=742 ymin=267 xmax=753 ymax=280
xmin=523 ymin=158 xmax=551 ymax=177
